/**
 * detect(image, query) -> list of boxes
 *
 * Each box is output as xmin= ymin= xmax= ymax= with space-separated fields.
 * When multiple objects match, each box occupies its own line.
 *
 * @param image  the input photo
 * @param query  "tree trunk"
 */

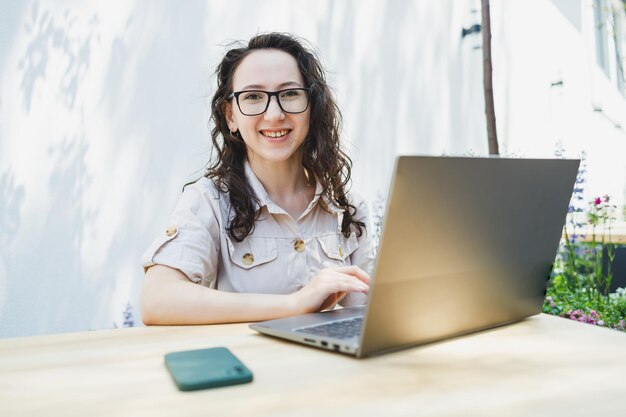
xmin=482 ymin=0 xmax=500 ymax=155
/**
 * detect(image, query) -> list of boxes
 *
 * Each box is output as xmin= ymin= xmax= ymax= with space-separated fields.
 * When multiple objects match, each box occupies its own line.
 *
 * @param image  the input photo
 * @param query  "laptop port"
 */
xmin=303 ymin=338 xmax=316 ymax=344
xmin=333 ymin=344 xmax=340 ymax=351
xmin=321 ymin=341 xmax=328 ymax=347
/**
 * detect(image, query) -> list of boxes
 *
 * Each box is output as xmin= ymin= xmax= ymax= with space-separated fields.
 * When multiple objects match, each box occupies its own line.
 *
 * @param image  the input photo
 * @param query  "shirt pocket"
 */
xmin=316 ymin=233 xmax=360 ymax=262
xmin=226 ymin=236 xmax=279 ymax=270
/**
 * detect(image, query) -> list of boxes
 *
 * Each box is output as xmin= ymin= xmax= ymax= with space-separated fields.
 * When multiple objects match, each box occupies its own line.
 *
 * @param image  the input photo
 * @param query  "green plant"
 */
xmin=545 ymin=192 xmax=624 ymax=331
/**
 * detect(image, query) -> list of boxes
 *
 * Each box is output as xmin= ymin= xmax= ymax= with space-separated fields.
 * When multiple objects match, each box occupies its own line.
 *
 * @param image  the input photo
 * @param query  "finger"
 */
xmin=331 ymin=266 xmax=371 ymax=284
xmin=323 ymin=279 xmax=368 ymax=294
xmin=324 ymin=270 xmax=370 ymax=291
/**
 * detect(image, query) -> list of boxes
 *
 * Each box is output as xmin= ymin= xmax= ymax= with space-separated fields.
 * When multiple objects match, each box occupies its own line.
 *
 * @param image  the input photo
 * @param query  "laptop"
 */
xmin=250 ymin=155 xmax=580 ymax=358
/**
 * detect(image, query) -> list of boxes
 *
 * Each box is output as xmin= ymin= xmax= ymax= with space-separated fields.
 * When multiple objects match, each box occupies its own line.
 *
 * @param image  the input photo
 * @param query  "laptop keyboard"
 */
xmin=295 ymin=317 xmax=363 ymax=339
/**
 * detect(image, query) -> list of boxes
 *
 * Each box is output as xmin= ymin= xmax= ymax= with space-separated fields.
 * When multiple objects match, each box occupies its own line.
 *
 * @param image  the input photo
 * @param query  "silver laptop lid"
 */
xmin=358 ymin=156 xmax=579 ymax=357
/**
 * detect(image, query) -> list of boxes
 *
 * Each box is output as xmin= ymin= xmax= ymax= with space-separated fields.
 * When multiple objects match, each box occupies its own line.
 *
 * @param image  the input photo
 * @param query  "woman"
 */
xmin=141 ymin=33 xmax=373 ymax=325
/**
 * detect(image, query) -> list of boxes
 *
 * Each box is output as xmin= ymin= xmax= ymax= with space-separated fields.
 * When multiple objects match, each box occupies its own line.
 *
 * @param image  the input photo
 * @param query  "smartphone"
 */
xmin=164 ymin=347 xmax=253 ymax=391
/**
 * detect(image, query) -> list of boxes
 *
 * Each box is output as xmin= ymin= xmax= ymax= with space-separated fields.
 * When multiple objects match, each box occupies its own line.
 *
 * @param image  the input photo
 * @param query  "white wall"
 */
xmin=1 ymin=0 xmax=624 ymax=338
xmin=490 ymin=0 xmax=626 ymax=209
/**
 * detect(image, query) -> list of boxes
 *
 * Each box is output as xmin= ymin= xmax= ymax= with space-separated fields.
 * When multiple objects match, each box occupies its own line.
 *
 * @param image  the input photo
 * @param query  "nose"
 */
xmin=264 ymin=96 xmax=285 ymax=121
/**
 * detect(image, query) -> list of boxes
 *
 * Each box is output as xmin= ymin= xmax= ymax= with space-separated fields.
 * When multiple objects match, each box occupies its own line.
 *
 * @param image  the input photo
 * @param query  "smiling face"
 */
xmin=225 ymin=49 xmax=310 ymax=165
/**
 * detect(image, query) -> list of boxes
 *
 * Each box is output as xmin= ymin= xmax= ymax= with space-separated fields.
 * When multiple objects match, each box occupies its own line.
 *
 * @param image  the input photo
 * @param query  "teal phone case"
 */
xmin=164 ymin=347 xmax=253 ymax=391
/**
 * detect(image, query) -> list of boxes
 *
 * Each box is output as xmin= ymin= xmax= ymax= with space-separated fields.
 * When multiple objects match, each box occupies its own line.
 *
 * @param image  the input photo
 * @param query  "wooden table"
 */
xmin=1 ymin=314 xmax=625 ymax=417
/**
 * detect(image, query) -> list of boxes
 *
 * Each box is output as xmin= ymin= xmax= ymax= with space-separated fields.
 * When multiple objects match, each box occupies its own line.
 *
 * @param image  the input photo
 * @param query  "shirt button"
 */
xmin=165 ymin=226 xmax=177 ymax=237
xmin=242 ymin=253 xmax=254 ymax=265
xmin=294 ymin=238 xmax=305 ymax=252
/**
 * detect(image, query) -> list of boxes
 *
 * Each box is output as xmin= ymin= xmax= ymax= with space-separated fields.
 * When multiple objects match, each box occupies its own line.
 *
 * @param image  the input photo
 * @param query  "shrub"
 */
xmin=544 ymin=190 xmax=625 ymax=331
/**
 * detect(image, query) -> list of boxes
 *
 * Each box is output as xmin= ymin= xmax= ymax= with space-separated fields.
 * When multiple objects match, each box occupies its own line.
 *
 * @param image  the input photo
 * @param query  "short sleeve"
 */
xmin=340 ymin=192 xmax=375 ymax=307
xmin=141 ymin=178 xmax=221 ymax=287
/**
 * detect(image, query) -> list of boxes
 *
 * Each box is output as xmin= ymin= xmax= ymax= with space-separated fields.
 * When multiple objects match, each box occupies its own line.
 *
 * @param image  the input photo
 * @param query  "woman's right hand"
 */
xmin=290 ymin=266 xmax=370 ymax=315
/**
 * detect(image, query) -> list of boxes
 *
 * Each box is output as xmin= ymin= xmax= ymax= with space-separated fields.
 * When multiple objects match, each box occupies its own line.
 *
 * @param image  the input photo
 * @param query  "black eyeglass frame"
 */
xmin=227 ymin=88 xmax=311 ymax=116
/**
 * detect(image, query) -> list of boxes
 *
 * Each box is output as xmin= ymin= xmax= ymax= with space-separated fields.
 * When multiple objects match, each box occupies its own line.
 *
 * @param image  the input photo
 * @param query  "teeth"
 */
xmin=261 ymin=130 xmax=289 ymax=138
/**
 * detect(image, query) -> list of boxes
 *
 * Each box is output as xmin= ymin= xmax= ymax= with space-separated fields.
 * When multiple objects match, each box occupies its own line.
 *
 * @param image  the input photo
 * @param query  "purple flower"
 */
xmin=568 ymin=309 xmax=584 ymax=320
xmin=594 ymin=197 xmax=602 ymax=205
xmin=545 ymin=296 xmax=557 ymax=309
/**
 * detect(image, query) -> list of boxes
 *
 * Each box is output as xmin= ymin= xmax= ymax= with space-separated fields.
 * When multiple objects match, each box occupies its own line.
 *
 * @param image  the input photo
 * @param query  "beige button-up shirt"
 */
xmin=141 ymin=162 xmax=374 ymax=307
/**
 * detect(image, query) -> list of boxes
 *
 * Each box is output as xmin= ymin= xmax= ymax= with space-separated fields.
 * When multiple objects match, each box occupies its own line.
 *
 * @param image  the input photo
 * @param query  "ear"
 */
xmin=223 ymin=102 xmax=238 ymax=132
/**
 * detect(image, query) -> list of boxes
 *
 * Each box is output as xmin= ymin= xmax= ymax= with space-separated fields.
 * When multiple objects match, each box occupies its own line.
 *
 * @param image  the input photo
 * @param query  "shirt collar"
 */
xmin=244 ymin=160 xmax=284 ymax=215
xmin=244 ymin=160 xmax=345 ymax=216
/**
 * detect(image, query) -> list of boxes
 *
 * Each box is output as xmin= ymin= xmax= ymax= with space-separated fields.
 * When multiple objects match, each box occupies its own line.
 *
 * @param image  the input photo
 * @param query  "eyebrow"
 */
xmin=239 ymin=81 xmax=303 ymax=90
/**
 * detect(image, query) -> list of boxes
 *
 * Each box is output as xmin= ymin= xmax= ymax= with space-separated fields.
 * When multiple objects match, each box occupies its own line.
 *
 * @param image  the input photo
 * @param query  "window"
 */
xmin=594 ymin=0 xmax=626 ymax=96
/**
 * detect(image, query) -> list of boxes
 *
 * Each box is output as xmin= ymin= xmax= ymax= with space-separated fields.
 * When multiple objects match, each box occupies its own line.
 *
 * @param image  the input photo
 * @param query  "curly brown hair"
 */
xmin=205 ymin=32 xmax=365 ymax=242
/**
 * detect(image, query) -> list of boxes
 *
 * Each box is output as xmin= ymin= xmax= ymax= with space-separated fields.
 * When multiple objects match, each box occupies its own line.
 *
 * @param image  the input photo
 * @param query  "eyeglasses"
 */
xmin=228 ymin=88 xmax=310 ymax=116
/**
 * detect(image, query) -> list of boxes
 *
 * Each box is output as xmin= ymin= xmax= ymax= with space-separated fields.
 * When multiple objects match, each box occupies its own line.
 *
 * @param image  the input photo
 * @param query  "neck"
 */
xmin=247 ymin=152 xmax=311 ymax=200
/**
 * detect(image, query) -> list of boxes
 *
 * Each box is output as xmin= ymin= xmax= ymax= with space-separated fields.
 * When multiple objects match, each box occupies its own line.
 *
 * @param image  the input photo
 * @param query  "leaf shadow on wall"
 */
xmin=0 ymin=170 xmax=25 ymax=318
xmin=19 ymin=0 xmax=93 ymax=113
